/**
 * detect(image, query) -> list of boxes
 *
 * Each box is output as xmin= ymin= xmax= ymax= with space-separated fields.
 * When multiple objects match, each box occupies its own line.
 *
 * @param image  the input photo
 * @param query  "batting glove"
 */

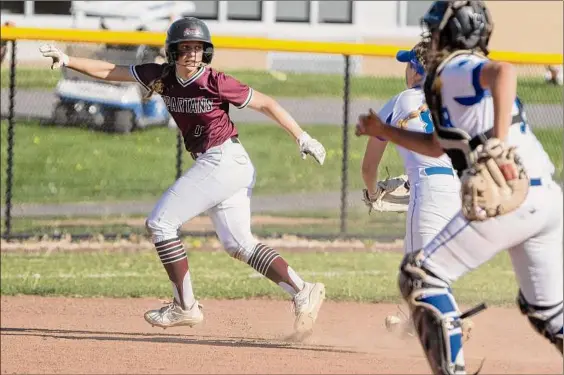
xmin=298 ymin=132 xmax=326 ymax=165
xmin=39 ymin=44 xmax=69 ymax=70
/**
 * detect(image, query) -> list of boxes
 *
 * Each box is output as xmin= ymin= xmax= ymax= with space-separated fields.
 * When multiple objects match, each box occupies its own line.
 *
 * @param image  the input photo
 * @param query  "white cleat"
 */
xmin=144 ymin=300 xmax=204 ymax=329
xmin=293 ymin=282 xmax=326 ymax=335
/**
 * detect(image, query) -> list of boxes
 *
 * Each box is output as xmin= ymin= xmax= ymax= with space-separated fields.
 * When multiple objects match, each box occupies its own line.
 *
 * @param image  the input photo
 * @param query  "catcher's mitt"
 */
xmin=362 ymin=174 xmax=410 ymax=213
xmin=460 ymin=138 xmax=529 ymax=221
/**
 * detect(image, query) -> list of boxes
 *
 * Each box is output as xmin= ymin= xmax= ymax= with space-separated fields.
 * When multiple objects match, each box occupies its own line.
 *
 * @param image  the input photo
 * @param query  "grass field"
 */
xmin=1 ymin=121 xmax=562 ymax=206
xmin=4 ymin=207 xmax=408 ymax=239
xmin=0 ymin=248 xmax=519 ymax=306
xmin=1 ymin=67 xmax=562 ymax=104
xmin=0 ymin=121 xmax=403 ymax=204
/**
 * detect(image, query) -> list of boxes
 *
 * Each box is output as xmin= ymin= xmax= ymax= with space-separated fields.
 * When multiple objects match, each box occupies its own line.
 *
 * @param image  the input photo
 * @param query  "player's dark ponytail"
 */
xmin=426 ymin=49 xmax=451 ymax=79
xmin=143 ymin=63 xmax=174 ymax=101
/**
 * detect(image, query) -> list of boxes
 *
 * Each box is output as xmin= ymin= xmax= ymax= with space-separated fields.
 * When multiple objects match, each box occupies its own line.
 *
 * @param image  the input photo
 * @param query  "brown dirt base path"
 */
xmin=1 ymin=296 xmax=562 ymax=374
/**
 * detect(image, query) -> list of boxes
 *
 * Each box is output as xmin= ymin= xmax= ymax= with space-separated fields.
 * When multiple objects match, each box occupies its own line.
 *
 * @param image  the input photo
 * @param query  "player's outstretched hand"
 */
xmin=39 ymin=44 xmax=69 ymax=70
xmin=356 ymin=109 xmax=385 ymax=138
xmin=298 ymin=132 xmax=326 ymax=165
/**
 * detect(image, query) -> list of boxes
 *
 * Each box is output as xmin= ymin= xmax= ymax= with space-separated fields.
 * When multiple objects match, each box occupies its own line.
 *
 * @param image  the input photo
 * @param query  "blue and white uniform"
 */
xmin=422 ymin=52 xmax=563 ymax=339
xmin=377 ymin=85 xmax=461 ymax=253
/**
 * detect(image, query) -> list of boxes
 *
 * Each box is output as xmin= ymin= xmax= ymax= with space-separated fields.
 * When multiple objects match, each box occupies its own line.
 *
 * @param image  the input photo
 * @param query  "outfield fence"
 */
xmin=1 ymin=26 xmax=562 ymax=242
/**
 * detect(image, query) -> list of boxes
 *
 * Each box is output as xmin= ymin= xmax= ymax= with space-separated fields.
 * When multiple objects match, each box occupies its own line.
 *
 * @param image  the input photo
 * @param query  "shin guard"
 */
xmin=517 ymin=290 xmax=564 ymax=355
xmin=399 ymin=251 xmax=467 ymax=375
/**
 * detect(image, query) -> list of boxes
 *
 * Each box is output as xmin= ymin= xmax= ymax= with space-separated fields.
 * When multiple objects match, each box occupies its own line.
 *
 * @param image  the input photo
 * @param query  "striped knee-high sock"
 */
xmin=155 ymin=238 xmax=195 ymax=310
xmin=247 ymin=243 xmax=305 ymax=297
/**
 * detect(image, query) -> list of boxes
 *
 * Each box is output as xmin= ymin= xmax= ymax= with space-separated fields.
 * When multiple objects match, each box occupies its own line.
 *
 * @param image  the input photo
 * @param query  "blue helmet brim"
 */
xmin=396 ymin=49 xmax=425 ymax=76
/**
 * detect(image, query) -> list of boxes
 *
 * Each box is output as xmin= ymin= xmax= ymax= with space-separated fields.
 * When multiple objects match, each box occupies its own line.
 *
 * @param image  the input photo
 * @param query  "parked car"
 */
xmin=50 ymin=46 xmax=171 ymax=133
xmin=47 ymin=1 xmax=195 ymax=133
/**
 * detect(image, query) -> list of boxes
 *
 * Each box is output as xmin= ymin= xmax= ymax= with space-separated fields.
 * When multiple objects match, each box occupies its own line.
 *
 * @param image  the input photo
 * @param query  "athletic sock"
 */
xmin=247 ymin=243 xmax=306 ymax=297
xmin=155 ymin=238 xmax=195 ymax=310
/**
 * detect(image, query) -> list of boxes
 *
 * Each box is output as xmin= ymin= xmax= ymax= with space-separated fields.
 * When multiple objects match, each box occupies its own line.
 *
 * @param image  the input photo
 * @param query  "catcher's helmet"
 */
xmin=421 ymin=1 xmax=493 ymax=54
xmin=165 ymin=17 xmax=214 ymax=65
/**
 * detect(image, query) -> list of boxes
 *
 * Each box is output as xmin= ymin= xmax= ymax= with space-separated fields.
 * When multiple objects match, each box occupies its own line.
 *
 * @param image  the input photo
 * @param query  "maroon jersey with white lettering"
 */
xmin=129 ymin=64 xmax=253 ymax=153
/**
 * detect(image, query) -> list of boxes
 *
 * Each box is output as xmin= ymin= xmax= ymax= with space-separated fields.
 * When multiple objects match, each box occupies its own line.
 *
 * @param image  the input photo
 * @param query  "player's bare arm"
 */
xmin=39 ymin=44 xmax=135 ymax=82
xmin=247 ymin=90 xmax=305 ymax=141
xmin=247 ymin=90 xmax=327 ymax=165
xmin=361 ymin=137 xmax=387 ymax=195
xmin=356 ymin=109 xmax=443 ymax=157
xmin=479 ymin=61 xmax=517 ymax=140
xmin=66 ymin=56 xmax=135 ymax=82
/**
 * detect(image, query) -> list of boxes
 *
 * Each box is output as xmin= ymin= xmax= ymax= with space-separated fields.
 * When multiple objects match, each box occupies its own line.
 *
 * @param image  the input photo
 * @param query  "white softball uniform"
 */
xmin=377 ymin=87 xmax=461 ymax=253
xmin=147 ymin=138 xmax=259 ymax=260
xmin=422 ymin=53 xmax=563 ymax=333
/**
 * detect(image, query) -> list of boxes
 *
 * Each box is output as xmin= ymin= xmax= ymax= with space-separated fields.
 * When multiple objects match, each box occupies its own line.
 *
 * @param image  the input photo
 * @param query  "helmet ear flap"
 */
xmin=166 ymin=43 xmax=178 ymax=65
xmin=202 ymin=43 xmax=214 ymax=64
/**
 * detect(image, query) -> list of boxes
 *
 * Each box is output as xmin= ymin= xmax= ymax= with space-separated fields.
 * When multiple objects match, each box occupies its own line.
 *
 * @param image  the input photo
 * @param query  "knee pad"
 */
xmin=517 ymin=290 xmax=563 ymax=354
xmin=398 ymin=251 xmax=467 ymax=375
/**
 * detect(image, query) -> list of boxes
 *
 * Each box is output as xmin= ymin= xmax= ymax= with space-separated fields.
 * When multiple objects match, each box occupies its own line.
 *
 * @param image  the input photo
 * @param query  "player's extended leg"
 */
xmin=399 ymin=181 xmax=559 ymax=374
xmin=415 ymin=175 xmax=461 ymax=252
xmin=398 ymin=250 xmax=467 ymax=374
xmin=390 ymin=175 xmax=463 ymax=338
xmin=207 ymin=187 xmax=325 ymax=334
xmin=510 ymin=183 xmax=563 ymax=354
xmin=144 ymin=141 xmax=256 ymax=328
xmin=404 ymin=173 xmax=461 ymax=254
xmin=403 ymin=193 xmax=417 ymax=254
xmin=388 ymin=186 xmax=420 ymax=337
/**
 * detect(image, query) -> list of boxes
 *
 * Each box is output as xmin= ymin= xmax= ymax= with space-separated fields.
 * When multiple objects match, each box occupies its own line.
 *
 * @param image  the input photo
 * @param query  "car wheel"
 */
xmin=112 ymin=110 xmax=135 ymax=134
xmin=51 ymin=102 xmax=71 ymax=126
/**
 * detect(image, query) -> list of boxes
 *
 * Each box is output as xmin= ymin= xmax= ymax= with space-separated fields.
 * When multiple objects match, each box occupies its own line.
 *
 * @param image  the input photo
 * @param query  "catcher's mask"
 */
xmin=165 ymin=17 xmax=214 ymax=67
xmin=421 ymin=1 xmax=493 ymax=55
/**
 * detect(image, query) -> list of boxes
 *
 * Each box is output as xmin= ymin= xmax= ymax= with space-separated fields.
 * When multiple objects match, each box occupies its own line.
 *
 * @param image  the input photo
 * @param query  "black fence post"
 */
xmin=3 ymin=40 xmax=17 ymax=240
xmin=340 ymin=55 xmax=351 ymax=236
xmin=176 ymin=129 xmax=183 ymax=180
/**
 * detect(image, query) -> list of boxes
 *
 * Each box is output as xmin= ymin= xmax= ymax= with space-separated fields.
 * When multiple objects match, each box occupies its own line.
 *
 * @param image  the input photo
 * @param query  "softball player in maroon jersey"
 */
xmin=40 ymin=17 xmax=327 ymax=336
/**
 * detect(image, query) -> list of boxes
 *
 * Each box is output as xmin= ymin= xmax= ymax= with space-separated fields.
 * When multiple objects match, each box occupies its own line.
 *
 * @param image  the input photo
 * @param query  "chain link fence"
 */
xmin=1 ymin=37 xmax=562 ymax=242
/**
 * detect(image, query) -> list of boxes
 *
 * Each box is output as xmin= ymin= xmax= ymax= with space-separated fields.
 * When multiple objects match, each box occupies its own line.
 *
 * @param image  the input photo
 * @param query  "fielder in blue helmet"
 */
xmin=396 ymin=48 xmax=426 ymax=77
xmin=394 ymin=41 xmax=428 ymax=90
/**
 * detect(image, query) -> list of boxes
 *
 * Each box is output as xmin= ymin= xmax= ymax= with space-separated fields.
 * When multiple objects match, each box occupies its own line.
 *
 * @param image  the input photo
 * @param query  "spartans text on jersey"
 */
xmin=161 ymin=96 xmax=213 ymax=114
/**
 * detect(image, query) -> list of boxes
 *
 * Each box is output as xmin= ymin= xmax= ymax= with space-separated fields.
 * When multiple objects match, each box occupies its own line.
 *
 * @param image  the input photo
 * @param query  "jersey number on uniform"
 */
xmin=515 ymin=98 xmax=528 ymax=134
xmin=420 ymin=109 xmax=434 ymax=133
xmin=194 ymin=124 xmax=204 ymax=137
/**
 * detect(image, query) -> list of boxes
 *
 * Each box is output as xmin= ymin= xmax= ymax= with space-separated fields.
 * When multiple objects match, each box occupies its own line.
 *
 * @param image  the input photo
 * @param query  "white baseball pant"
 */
xmin=404 ymin=166 xmax=462 ymax=253
xmin=422 ymin=177 xmax=563 ymax=332
xmin=145 ymin=138 xmax=259 ymax=261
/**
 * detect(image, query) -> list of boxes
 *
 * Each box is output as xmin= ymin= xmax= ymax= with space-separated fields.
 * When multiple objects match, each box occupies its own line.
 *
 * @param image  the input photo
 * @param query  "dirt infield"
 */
xmin=1 ymin=296 xmax=562 ymax=374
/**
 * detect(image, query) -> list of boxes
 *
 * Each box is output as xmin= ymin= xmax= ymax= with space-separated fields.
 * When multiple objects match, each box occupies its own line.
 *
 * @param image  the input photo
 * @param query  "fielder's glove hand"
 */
xmin=298 ymin=132 xmax=326 ymax=165
xmin=39 ymin=44 xmax=69 ymax=70
xmin=362 ymin=188 xmax=382 ymax=215
xmin=362 ymin=174 xmax=410 ymax=214
xmin=461 ymin=138 xmax=529 ymax=221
